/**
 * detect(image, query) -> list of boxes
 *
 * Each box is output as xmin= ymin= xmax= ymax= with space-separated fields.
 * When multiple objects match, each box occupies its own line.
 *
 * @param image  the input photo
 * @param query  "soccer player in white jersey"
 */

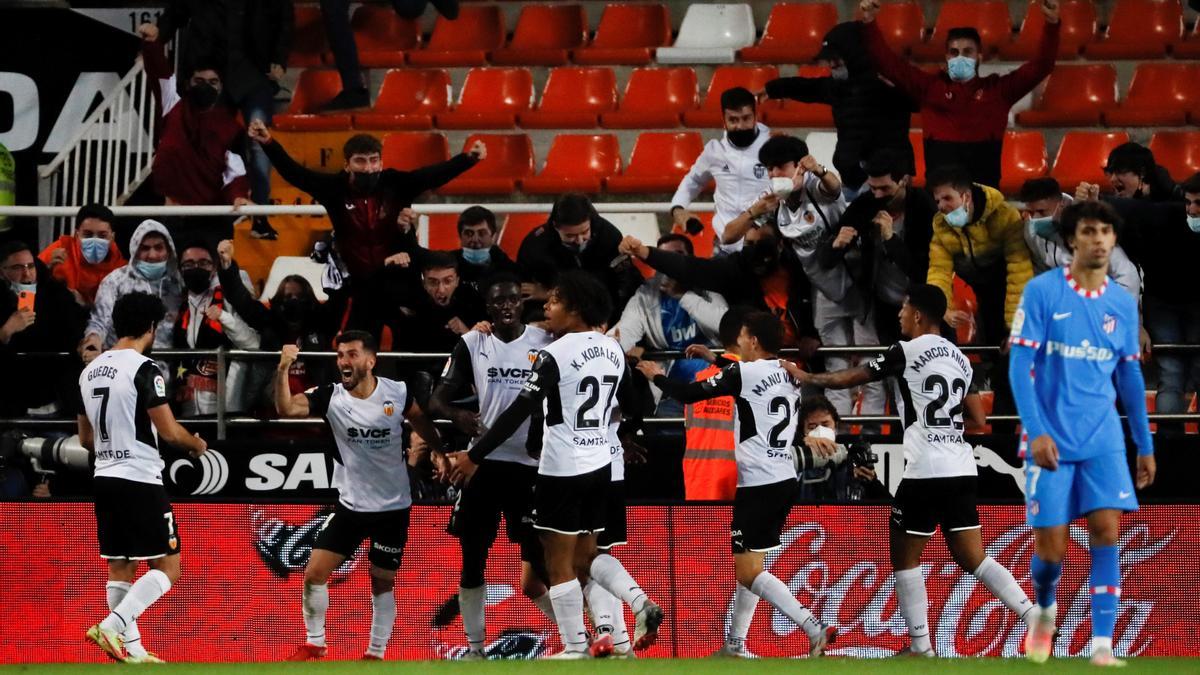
xmin=639 ymin=310 xmax=837 ymax=658
xmin=79 ymin=292 xmax=207 ymax=663
xmin=783 ymin=284 xmax=1036 ymax=656
xmin=428 ymin=273 xmax=557 ymax=658
xmin=275 ymin=330 xmax=448 ymax=661
xmin=451 ymin=270 xmax=659 ymax=659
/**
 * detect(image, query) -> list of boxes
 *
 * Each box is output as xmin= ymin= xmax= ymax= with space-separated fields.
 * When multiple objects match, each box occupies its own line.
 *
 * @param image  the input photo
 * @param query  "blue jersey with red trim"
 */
xmin=1009 ymin=267 xmax=1141 ymax=461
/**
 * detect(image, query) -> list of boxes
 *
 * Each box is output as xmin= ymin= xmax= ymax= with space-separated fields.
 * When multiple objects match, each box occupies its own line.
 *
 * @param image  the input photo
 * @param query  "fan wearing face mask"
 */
xmin=860 ymin=0 xmax=1060 ymax=190
xmin=38 ymin=204 xmax=126 ymax=307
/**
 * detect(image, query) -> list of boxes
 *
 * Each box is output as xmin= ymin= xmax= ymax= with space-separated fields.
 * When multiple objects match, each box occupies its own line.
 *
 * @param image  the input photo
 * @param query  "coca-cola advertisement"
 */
xmin=2 ymin=503 xmax=1195 ymax=662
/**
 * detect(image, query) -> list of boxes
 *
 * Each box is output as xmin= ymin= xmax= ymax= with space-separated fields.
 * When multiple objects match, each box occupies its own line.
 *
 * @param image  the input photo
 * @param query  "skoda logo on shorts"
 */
xmin=169 ymin=448 xmax=229 ymax=495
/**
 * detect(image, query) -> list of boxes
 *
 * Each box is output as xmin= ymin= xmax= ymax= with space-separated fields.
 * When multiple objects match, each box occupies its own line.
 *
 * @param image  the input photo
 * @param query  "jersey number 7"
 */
xmin=91 ymin=387 xmax=112 ymax=442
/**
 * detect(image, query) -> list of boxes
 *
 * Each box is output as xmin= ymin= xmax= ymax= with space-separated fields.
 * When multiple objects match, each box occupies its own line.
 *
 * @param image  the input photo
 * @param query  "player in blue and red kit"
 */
xmin=1008 ymin=200 xmax=1156 ymax=667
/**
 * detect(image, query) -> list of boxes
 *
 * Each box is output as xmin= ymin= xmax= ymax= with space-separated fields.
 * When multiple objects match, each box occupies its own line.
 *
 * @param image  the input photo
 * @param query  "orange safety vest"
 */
xmin=682 ymin=354 xmax=739 ymax=500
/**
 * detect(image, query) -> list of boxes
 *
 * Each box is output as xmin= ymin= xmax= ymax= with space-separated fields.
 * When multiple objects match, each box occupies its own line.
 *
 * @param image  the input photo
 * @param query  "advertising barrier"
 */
xmin=2 ymin=503 xmax=1195 ymax=662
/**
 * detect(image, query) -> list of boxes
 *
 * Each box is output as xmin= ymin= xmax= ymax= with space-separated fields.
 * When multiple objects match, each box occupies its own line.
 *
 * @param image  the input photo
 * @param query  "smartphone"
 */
xmin=17 ymin=290 xmax=35 ymax=312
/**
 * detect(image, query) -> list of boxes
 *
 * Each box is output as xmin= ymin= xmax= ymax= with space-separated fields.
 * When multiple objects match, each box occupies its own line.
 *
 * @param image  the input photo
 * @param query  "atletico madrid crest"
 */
xmin=1103 ymin=313 xmax=1117 ymax=335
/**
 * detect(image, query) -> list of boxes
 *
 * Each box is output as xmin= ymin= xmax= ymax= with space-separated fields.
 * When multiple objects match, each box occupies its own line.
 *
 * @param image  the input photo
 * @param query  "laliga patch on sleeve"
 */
xmin=440 ymin=358 xmax=452 ymax=377
xmin=154 ymin=375 xmax=167 ymax=398
xmin=1010 ymin=308 xmax=1025 ymax=336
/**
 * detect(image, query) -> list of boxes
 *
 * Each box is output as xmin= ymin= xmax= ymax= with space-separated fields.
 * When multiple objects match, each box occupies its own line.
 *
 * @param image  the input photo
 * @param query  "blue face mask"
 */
xmin=461 ymin=246 xmax=491 ymax=265
xmin=12 ymin=281 xmax=36 ymax=295
xmin=136 ymin=260 xmax=168 ymax=281
xmin=1187 ymin=216 xmax=1200 ymax=233
xmin=945 ymin=204 xmax=970 ymax=228
xmin=80 ymin=237 xmax=110 ymax=265
xmin=1029 ymin=216 xmax=1057 ymax=240
xmin=947 ymin=56 xmax=977 ymax=82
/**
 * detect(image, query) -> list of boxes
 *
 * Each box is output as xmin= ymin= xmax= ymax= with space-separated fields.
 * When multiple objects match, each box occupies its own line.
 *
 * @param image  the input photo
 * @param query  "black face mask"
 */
xmin=352 ymin=171 xmax=381 ymax=193
xmin=280 ymin=297 xmax=309 ymax=322
xmin=727 ymin=127 xmax=758 ymax=149
xmin=188 ymin=83 xmax=219 ymax=110
xmin=182 ymin=268 xmax=212 ymax=294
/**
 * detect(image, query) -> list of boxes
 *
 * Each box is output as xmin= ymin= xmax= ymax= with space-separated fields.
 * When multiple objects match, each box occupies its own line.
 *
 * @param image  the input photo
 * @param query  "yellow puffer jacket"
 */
xmin=927 ymin=184 xmax=1033 ymax=327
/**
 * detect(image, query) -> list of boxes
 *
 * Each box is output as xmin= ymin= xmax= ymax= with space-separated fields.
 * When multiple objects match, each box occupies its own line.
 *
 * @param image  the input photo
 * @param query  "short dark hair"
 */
xmin=1058 ymin=200 xmax=1123 ymax=244
xmin=1104 ymin=142 xmax=1155 ymax=177
xmin=758 ymin=135 xmax=809 ymax=170
xmin=189 ymin=58 xmax=224 ymax=79
xmin=864 ymin=148 xmax=908 ymax=182
xmin=946 ymin=27 xmax=982 ymax=49
xmin=335 ymin=329 xmax=378 ymax=355
xmin=926 ymin=165 xmax=973 ymax=192
xmin=719 ymin=87 xmax=756 ymax=113
xmin=799 ymin=395 xmax=841 ymax=428
xmin=656 ymin=233 xmax=694 ymax=256
xmin=457 ymin=206 xmax=497 ymax=234
xmin=481 ymin=270 xmax=521 ymax=294
xmin=1019 ymin=177 xmax=1062 ymax=204
xmin=741 ymin=310 xmax=783 ymax=355
xmin=718 ymin=306 xmax=752 ymax=348
xmin=0 ymin=240 xmax=32 ymax=263
xmin=905 ymin=284 xmax=948 ymax=325
xmin=76 ymin=203 xmax=114 ymax=228
xmin=421 ymin=250 xmax=459 ymax=275
xmin=552 ymin=269 xmax=612 ymax=327
xmin=178 ymin=240 xmax=217 ymax=263
xmin=1181 ymin=171 xmax=1200 ymax=195
xmin=343 ymin=134 xmax=383 ymax=160
xmin=113 ymin=292 xmax=166 ymax=340
xmin=550 ymin=193 xmax=594 ymax=229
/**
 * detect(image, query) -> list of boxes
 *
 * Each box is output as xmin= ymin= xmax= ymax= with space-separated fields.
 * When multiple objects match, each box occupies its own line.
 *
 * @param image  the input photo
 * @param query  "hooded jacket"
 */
xmin=38 ymin=234 xmax=127 ymax=305
xmin=927 ymin=184 xmax=1033 ymax=326
xmin=87 ymin=220 xmax=185 ymax=349
xmin=611 ymin=278 xmax=727 ymax=353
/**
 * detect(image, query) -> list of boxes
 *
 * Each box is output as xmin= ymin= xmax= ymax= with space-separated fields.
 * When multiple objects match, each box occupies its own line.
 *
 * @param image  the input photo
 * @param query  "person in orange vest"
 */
xmin=679 ymin=307 xmax=750 ymax=501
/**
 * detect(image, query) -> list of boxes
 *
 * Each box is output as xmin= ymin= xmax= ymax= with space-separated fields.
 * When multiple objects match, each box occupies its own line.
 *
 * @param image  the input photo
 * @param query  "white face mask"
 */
xmin=771 ymin=176 xmax=795 ymax=199
xmin=807 ymin=425 xmax=837 ymax=441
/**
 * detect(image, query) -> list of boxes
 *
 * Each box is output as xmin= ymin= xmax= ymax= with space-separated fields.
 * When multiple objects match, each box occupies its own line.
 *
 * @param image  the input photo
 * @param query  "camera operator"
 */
xmin=793 ymin=396 xmax=887 ymax=501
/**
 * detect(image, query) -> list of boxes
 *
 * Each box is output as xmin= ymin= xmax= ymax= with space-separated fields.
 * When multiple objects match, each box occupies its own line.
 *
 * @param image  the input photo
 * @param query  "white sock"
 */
xmin=302 ymin=582 xmax=329 ymax=647
xmin=100 ymin=569 xmax=171 ymax=634
xmin=590 ymin=554 xmax=648 ymax=614
xmin=726 ymin=584 xmax=761 ymax=649
xmin=548 ymin=580 xmax=588 ymax=653
xmin=1038 ymin=603 xmax=1058 ymax=624
xmin=366 ymin=591 xmax=395 ymax=658
xmin=1092 ymin=636 xmax=1113 ymax=653
xmin=459 ymin=585 xmax=487 ymax=652
xmin=894 ymin=568 xmax=932 ymax=654
xmin=610 ymin=596 xmax=631 ymax=653
xmin=584 ymin=579 xmax=630 ymax=651
xmin=973 ymin=556 xmax=1036 ymax=625
xmin=749 ymin=572 xmax=822 ymax=640
xmin=532 ymin=592 xmax=557 ymax=622
xmin=106 ymin=581 xmax=146 ymax=657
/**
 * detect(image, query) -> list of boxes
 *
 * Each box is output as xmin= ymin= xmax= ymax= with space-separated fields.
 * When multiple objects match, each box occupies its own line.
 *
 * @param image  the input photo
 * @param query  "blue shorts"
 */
xmin=1025 ymin=452 xmax=1138 ymax=528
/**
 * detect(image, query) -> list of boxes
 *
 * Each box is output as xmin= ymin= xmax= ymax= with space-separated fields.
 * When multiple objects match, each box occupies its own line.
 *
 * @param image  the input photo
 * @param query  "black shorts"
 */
xmin=314 ymin=502 xmax=411 ymax=571
xmin=448 ymin=460 xmax=538 ymax=559
xmin=890 ymin=476 xmax=980 ymax=537
xmin=533 ymin=464 xmax=611 ymax=536
xmin=94 ymin=477 xmax=180 ymax=560
xmin=597 ymin=480 xmax=627 ymax=550
xmin=731 ymin=479 xmax=796 ymax=554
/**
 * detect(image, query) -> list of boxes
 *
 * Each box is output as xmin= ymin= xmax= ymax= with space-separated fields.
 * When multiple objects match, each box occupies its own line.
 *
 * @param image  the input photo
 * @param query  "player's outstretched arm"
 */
xmin=274 ymin=346 xmax=311 ymax=418
xmin=649 ymin=360 xmax=741 ymax=404
xmin=799 ymin=364 xmax=873 ymax=390
xmin=147 ymin=404 xmax=206 ymax=457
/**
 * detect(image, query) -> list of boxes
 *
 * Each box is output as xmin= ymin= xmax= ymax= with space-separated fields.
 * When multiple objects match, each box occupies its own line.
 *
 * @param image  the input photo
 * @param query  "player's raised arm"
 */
xmin=274 ymin=345 xmax=312 ymax=418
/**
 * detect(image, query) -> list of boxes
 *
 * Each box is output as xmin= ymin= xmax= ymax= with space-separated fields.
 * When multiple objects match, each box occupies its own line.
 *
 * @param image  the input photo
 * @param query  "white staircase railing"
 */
xmin=36 ymin=58 xmax=156 ymax=248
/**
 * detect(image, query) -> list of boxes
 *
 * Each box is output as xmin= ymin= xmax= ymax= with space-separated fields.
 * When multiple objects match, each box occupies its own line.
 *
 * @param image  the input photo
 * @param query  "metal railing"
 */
xmin=35 ymin=59 xmax=158 ymax=249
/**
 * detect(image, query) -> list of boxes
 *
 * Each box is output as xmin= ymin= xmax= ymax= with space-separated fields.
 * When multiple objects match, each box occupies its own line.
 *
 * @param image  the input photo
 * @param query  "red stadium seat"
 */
xmin=1014 ymin=65 xmax=1116 ymax=127
xmin=600 ymin=68 xmax=697 ymax=129
xmin=423 ymin=214 xmax=461 ymax=251
xmin=676 ymin=211 xmax=717 ymax=258
xmin=407 ymin=5 xmax=505 ymax=67
xmin=1103 ymin=64 xmax=1199 ymax=127
xmin=1149 ymin=132 xmax=1200 ymax=183
xmin=274 ymin=70 xmax=352 ymax=131
xmin=762 ymin=66 xmax=837 ymax=128
xmin=522 ymin=134 xmax=622 ymax=194
xmin=607 ymin=132 xmax=705 ymax=193
xmin=1051 ymin=132 xmax=1130 ymax=190
xmin=1000 ymin=0 xmax=1096 ymax=60
xmin=999 ymin=130 xmax=1048 ymax=195
xmin=435 ymin=68 xmax=534 ymax=130
xmin=353 ymin=70 xmax=451 ymax=130
xmin=1173 ymin=15 xmax=1200 ymax=58
xmin=440 ymin=134 xmax=534 ymax=194
xmin=289 ymin=6 xmax=330 ymax=68
xmin=497 ymin=213 xmax=549 ymax=261
xmin=910 ymin=131 xmax=926 ymax=187
xmin=492 ymin=5 xmax=588 ymax=66
xmin=351 ymin=5 xmax=419 ymax=68
xmin=911 ymin=1 xmax=1013 ymax=61
xmin=870 ymin=0 xmax=925 ymax=55
xmin=573 ymin=3 xmax=672 ymax=65
xmin=380 ymin=132 xmax=450 ymax=172
xmin=682 ymin=66 xmax=779 ymax=128
xmin=1085 ymin=0 xmax=1183 ymax=59
xmin=519 ymin=68 xmax=617 ymax=129
xmin=739 ymin=3 xmax=839 ymax=63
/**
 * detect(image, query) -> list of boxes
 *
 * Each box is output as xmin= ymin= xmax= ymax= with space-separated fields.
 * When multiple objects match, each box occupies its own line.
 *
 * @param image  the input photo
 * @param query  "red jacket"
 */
xmin=38 ymin=235 xmax=126 ymax=305
xmin=865 ymin=20 xmax=1059 ymax=143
